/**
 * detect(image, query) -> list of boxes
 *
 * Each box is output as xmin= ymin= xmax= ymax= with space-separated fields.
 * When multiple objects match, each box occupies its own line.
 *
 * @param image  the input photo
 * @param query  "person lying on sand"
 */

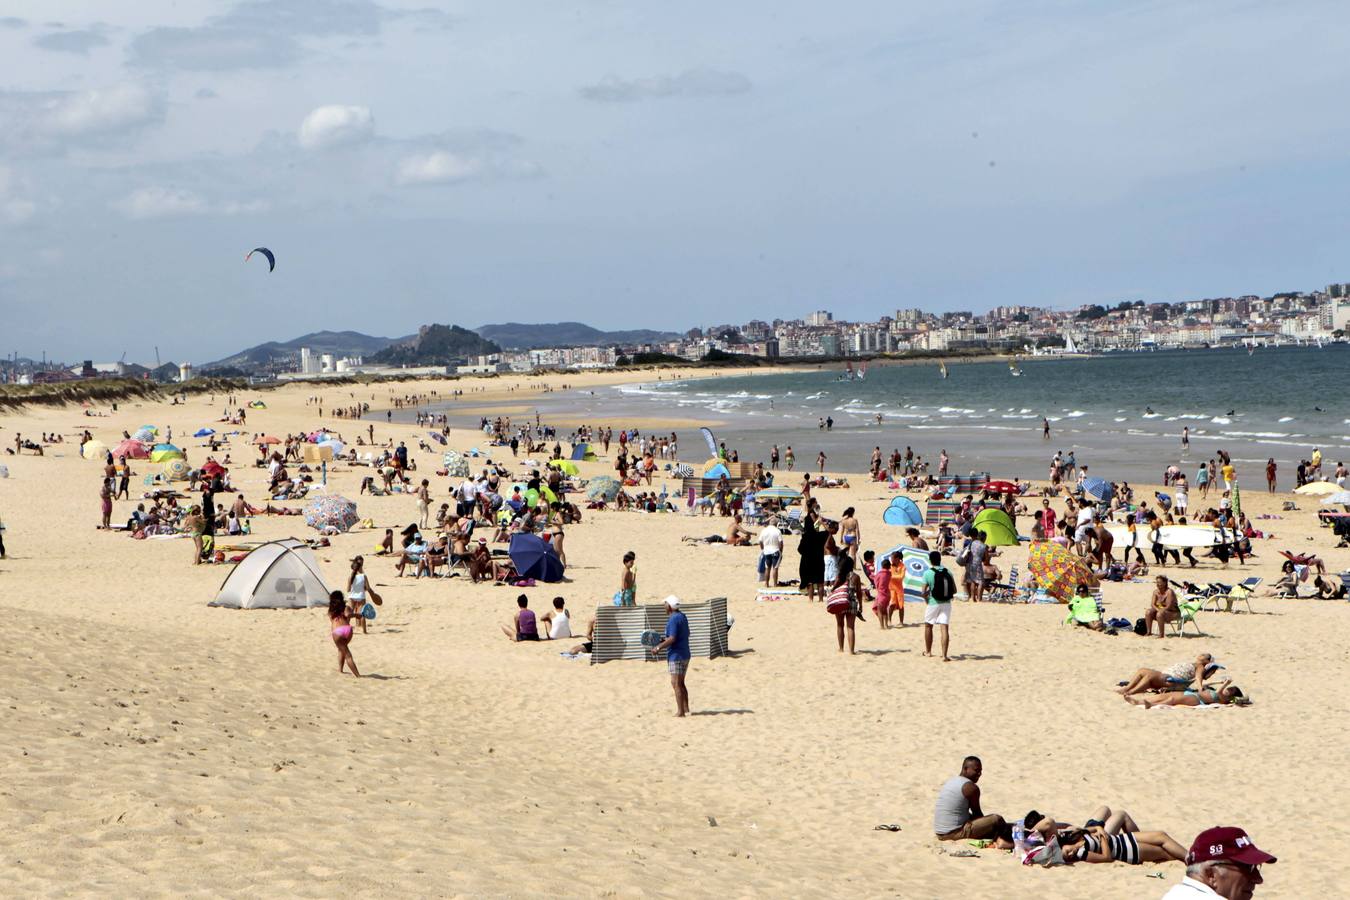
xmin=1058 ymin=823 xmax=1187 ymax=865
xmin=1115 ymin=653 xmax=1222 ymax=695
xmin=1124 ymin=678 xmax=1245 ymax=708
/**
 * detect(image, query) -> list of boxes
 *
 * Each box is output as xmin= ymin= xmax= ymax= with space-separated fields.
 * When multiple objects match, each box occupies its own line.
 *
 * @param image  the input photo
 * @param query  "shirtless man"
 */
xmin=1144 ymin=575 xmax=1179 ymax=638
xmin=725 ymin=514 xmax=753 ymax=546
xmin=905 ymin=527 xmax=929 ymax=551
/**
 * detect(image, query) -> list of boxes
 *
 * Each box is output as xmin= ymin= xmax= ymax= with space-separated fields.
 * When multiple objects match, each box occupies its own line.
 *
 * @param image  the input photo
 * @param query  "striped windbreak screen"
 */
xmin=590 ymin=598 xmax=729 ymax=665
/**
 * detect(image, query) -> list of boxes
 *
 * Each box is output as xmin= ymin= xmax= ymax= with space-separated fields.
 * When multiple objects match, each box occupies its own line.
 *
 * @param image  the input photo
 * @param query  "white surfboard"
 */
xmin=1107 ymin=523 xmax=1225 ymax=548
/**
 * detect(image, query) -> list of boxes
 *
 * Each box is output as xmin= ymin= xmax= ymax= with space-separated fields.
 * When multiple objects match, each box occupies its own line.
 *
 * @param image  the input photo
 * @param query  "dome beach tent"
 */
xmin=570 ymin=443 xmax=598 ymax=461
xmin=210 ymin=539 xmax=331 ymax=609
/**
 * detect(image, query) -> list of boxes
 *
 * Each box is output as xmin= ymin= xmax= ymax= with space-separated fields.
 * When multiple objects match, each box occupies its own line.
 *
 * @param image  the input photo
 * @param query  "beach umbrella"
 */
xmin=193 ymin=428 xmax=215 ymax=438
xmin=1027 ymin=541 xmax=1096 ymax=602
xmin=111 ymin=439 xmax=149 ymax=459
xmin=547 ymin=459 xmax=580 ymax=475
xmin=150 ymin=443 xmax=185 ymax=462
xmin=201 ymin=460 xmax=226 ymax=478
xmin=881 ymin=543 xmax=933 ymax=603
xmin=1231 ymin=483 xmax=1242 ymax=520
xmin=317 ymin=438 xmax=345 ymax=457
xmin=672 ymin=463 xmax=695 ymax=478
xmin=81 ymin=440 xmax=109 ymax=460
xmin=256 ymin=435 xmax=281 ymax=445
xmin=508 ymin=533 xmax=564 ymax=582
xmin=162 ymin=459 xmax=191 ymax=481
xmin=882 ymin=496 xmax=923 ymax=526
xmin=132 ymin=426 xmax=157 ymax=443
xmin=1081 ymin=476 xmax=1114 ymax=503
xmin=303 ymin=494 xmax=360 ymax=533
xmin=757 ymin=485 xmax=804 ymax=503
xmin=1321 ymin=491 xmax=1350 ymax=506
xmin=443 ymin=450 xmax=470 ymax=477
xmin=428 ymin=431 xmax=447 ymax=446
xmin=985 ymin=480 xmax=1020 ymax=495
xmin=973 ymin=508 xmax=1019 ymax=547
xmin=1295 ymin=480 xmax=1339 ymax=496
xmin=586 ymin=476 xmax=622 ymax=501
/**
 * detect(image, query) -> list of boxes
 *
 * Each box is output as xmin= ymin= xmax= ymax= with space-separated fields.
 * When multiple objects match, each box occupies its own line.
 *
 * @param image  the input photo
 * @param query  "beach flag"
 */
xmin=882 ymin=543 xmax=931 ymax=602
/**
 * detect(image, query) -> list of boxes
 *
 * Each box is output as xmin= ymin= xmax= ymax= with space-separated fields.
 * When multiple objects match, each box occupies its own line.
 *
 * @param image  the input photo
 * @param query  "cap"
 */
xmin=1186 ymin=827 xmax=1277 ymax=866
xmin=664 ymin=595 xmax=681 ymax=609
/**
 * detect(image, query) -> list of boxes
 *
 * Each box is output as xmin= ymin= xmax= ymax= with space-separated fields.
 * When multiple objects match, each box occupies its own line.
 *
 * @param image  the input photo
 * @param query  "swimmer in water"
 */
xmin=1145 ymin=407 xmax=1154 ymax=415
xmin=1226 ymin=409 xmax=1235 ymax=416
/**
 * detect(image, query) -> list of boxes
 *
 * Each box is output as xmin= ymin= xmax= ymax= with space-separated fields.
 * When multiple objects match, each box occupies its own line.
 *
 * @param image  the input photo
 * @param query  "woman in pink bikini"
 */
xmin=328 ymin=590 xmax=360 ymax=676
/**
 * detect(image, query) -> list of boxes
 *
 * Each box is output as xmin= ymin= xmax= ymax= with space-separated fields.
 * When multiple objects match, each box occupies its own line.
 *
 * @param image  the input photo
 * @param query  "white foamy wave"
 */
xmin=1211 ymin=417 xmax=1232 ymax=425
xmin=1278 ymin=416 xmax=1294 ymax=423
xmin=1220 ymin=430 xmax=1288 ymax=439
xmin=1142 ymin=413 xmax=1161 ymax=419
xmin=1113 ymin=417 xmax=1127 ymax=422
xmin=1064 ymin=410 xmax=1086 ymax=418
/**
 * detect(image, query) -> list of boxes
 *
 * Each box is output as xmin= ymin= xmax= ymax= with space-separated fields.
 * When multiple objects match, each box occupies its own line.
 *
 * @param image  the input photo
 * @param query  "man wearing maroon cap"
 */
xmin=1162 ymin=826 xmax=1276 ymax=900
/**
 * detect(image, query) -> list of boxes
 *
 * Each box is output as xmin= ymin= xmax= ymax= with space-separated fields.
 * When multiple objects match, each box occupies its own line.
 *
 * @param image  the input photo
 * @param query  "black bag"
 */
xmin=1134 ymin=617 xmax=1147 ymax=636
xmin=931 ymin=567 xmax=957 ymax=603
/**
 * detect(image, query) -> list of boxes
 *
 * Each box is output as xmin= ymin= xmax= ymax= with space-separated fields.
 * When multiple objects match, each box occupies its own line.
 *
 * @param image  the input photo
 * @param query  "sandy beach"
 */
xmin=2 ymin=370 xmax=1344 ymax=898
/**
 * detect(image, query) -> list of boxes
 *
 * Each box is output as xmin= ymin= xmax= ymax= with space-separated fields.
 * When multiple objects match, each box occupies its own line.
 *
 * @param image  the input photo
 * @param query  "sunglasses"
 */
xmin=1213 ymin=861 xmax=1262 ymax=880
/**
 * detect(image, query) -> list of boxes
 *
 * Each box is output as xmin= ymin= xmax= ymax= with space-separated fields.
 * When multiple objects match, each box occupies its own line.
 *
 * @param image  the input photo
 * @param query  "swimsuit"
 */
xmin=332 ymin=625 xmax=353 ymax=640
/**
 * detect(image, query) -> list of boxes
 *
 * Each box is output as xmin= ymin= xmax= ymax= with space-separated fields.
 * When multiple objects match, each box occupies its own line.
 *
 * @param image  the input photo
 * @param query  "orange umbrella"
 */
xmin=256 ymin=435 xmax=281 ymax=445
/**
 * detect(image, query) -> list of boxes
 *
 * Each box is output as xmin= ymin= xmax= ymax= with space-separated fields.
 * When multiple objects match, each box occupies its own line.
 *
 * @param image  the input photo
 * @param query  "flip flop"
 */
xmin=873 ymin=824 xmax=902 ymax=832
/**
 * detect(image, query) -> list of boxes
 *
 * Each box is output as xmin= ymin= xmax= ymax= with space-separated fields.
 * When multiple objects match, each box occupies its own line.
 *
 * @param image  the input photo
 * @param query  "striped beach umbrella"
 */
xmin=1027 ymin=540 xmax=1095 ymax=602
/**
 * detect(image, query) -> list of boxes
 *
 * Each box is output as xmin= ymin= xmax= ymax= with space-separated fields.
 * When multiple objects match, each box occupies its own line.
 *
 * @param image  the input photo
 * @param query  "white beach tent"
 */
xmin=210 ymin=538 xmax=331 ymax=609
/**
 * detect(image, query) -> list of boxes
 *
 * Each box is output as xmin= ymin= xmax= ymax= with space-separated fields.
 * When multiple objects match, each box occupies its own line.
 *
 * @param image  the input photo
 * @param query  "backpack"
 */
xmin=1133 ymin=617 xmax=1148 ymax=636
xmin=931 ymin=567 xmax=956 ymax=603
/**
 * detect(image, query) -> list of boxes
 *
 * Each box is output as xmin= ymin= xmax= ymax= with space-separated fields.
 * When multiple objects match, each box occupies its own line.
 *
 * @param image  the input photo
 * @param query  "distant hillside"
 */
xmin=369 ymin=324 xmax=500 ymax=366
xmin=475 ymin=321 xmax=679 ymax=350
xmin=204 ymin=330 xmax=405 ymax=371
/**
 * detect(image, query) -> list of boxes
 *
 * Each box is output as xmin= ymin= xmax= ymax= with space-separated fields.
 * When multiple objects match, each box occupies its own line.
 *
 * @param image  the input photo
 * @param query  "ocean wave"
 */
xmin=1220 ymin=430 xmax=1289 ymax=439
xmin=1210 ymin=417 xmax=1232 ymax=425
xmin=1278 ymin=416 xmax=1294 ymax=423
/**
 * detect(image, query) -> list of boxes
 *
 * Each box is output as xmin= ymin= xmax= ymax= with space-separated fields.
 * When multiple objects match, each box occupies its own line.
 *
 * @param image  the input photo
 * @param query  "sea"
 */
xmin=430 ymin=345 xmax=1348 ymax=486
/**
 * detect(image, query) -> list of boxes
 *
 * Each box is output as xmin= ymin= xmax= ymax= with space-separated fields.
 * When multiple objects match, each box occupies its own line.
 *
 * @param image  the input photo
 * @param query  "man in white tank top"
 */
xmin=541 ymin=597 xmax=572 ymax=640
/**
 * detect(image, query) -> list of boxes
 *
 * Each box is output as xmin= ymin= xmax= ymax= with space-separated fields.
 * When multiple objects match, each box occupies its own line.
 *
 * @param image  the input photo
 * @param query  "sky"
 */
xmin=4 ymin=1 xmax=1350 ymax=364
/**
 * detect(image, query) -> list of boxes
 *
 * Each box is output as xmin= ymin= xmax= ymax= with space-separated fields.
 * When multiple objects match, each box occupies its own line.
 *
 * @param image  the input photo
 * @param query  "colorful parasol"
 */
xmin=303 ymin=494 xmax=360 ymax=533
xmin=1027 ymin=540 xmax=1096 ymax=602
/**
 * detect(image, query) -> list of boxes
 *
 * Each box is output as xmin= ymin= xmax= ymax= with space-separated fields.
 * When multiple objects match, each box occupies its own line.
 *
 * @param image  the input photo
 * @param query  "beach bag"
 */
xmin=931 ymin=568 xmax=956 ymax=603
xmin=955 ymin=541 xmax=971 ymax=567
xmin=826 ymin=586 xmax=852 ymax=615
xmin=1134 ymin=617 xmax=1148 ymax=636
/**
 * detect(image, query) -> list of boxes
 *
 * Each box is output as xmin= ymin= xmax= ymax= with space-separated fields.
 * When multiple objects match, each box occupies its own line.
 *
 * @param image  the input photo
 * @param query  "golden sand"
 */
xmin=0 ymin=372 xmax=1339 ymax=898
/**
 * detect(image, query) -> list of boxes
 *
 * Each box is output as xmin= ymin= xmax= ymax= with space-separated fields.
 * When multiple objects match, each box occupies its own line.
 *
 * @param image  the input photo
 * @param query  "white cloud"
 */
xmin=395 ymin=151 xmax=480 ymax=185
xmin=298 ymin=104 xmax=374 ymax=149
xmin=113 ymin=185 xmax=273 ymax=219
xmin=0 ymin=165 xmax=38 ymax=225
xmin=38 ymin=84 xmax=161 ymax=139
xmin=580 ymin=67 xmax=752 ymax=103
xmin=114 ymin=186 xmax=207 ymax=219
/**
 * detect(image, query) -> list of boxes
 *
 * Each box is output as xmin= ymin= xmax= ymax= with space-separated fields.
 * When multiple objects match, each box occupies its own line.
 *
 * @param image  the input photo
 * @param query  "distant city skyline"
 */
xmin=6 ymin=2 xmax=1350 ymax=361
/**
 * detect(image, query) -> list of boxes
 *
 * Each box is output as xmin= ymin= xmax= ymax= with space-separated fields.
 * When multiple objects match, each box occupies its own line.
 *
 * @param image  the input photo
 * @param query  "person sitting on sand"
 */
xmin=726 ymin=514 xmax=753 ymax=546
xmin=396 ymin=534 xmax=429 ymax=576
xmin=540 ymin=596 xmax=572 ymax=639
xmin=1115 ymin=653 xmax=1222 ymax=696
xmin=933 ymin=756 xmax=1014 ymax=848
xmin=1124 ymin=678 xmax=1245 ymax=708
xmin=502 ymin=594 xmax=540 ymax=642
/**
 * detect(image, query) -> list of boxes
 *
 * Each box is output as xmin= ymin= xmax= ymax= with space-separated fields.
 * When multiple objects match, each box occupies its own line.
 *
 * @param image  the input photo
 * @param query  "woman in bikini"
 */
xmin=1124 ymin=678 xmax=1244 ymax=708
xmin=328 ymin=590 xmax=360 ymax=677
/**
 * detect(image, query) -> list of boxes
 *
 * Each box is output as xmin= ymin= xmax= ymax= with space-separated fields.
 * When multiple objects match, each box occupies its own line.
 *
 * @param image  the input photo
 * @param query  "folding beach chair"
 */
xmin=1208 ymin=576 xmax=1261 ymax=613
xmin=1169 ymin=595 xmax=1204 ymax=636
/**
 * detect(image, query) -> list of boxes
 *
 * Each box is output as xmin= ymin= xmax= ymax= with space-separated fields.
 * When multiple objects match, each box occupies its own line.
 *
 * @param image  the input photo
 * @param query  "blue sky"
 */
xmin=3 ymin=1 xmax=1350 ymax=363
